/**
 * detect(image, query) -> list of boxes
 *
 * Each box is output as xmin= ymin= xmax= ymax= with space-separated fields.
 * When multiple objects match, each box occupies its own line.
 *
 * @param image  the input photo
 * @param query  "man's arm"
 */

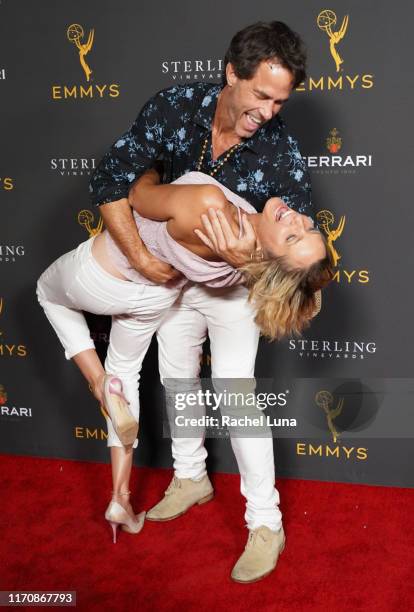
xmin=89 ymin=93 xmax=167 ymax=207
xmin=99 ymin=198 xmax=180 ymax=283
xmin=89 ymin=92 xmax=180 ymax=283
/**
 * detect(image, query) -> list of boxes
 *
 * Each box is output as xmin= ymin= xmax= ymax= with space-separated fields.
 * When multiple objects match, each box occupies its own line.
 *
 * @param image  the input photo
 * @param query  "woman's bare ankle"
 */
xmin=112 ymin=491 xmax=134 ymax=514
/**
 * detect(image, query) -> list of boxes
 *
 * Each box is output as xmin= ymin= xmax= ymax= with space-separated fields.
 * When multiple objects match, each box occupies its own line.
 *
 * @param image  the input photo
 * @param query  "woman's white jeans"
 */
xmin=37 ymin=236 xmax=282 ymax=531
xmin=36 ymin=237 xmax=182 ymax=450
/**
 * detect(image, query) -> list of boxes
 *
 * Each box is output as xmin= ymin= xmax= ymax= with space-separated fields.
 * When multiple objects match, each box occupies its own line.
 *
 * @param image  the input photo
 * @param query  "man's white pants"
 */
xmin=157 ymin=283 xmax=282 ymax=531
xmin=37 ymin=237 xmax=282 ymax=530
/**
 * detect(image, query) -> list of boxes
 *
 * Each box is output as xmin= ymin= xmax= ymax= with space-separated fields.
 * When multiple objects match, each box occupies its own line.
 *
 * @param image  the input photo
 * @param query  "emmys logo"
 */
xmin=317 ymin=209 xmax=345 ymax=267
xmin=74 ymin=425 xmax=109 ymax=441
xmin=296 ymin=11 xmax=374 ymax=92
xmin=0 ymin=298 xmax=28 ymax=358
xmin=315 ymin=390 xmax=343 ymax=443
xmin=74 ymin=384 xmax=109 ymax=441
xmin=1 ymin=177 xmax=14 ymax=190
xmin=296 ymin=390 xmax=368 ymax=460
xmin=0 ymin=244 xmax=25 ymax=264
xmin=74 ymin=404 xmax=109 ymax=441
xmin=316 ymin=209 xmax=369 ymax=284
xmin=67 ymin=24 xmax=94 ymax=82
xmin=303 ymin=129 xmax=373 ymax=174
xmin=50 ymin=157 xmax=96 ymax=177
xmin=51 ymin=25 xmax=120 ymax=101
xmin=161 ymin=58 xmax=223 ymax=82
xmin=77 ymin=209 xmax=103 ymax=237
xmin=0 ymin=384 xmax=33 ymax=419
xmin=0 ymin=297 xmax=4 ymax=336
xmin=0 ymin=68 xmax=6 ymax=80
xmin=317 ymin=10 xmax=348 ymax=73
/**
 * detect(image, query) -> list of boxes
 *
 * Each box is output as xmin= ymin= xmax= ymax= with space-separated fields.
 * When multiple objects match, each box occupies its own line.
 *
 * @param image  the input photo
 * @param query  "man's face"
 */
xmin=225 ymin=59 xmax=294 ymax=138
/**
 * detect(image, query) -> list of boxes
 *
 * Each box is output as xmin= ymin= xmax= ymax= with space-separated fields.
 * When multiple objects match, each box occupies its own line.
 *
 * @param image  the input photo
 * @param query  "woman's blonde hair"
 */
xmin=241 ymin=238 xmax=334 ymax=340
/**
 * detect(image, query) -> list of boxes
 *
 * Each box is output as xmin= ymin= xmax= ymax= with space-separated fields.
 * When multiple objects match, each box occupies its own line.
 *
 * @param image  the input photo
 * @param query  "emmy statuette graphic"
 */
xmin=77 ymin=210 xmax=103 ymax=237
xmin=316 ymin=210 xmax=345 ymax=267
xmin=67 ymin=23 xmax=94 ymax=82
xmin=315 ymin=390 xmax=344 ymax=444
xmin=317 ymin=10 xmax=349 ymax=72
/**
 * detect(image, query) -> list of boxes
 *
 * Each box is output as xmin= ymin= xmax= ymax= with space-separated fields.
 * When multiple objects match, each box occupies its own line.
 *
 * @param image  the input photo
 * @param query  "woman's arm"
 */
xmin=128 ymin=169 xmax=256 ymax=266
xmin=127 ymin=169 xmax=228 ymax=222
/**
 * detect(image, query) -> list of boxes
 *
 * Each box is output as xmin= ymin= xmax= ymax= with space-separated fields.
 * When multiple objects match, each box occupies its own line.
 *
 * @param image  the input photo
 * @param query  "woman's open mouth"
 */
xmin=274 ymin=204 xmax=294 ymax=221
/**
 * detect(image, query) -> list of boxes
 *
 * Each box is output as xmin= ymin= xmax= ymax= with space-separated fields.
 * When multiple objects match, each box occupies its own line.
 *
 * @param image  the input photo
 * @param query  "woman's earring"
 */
xmin=250 ymin=248 xmax=264 ymax=262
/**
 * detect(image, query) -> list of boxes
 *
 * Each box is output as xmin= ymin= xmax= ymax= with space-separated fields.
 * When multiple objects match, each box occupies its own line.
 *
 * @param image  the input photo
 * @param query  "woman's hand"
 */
xmin=194 ymin=208 xmax=256 ymax=268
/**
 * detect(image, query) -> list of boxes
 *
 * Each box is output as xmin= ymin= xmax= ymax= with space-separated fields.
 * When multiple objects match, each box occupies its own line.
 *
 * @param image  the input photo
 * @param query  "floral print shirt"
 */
xmin=89 ymin=82 xmax=312 ymax=215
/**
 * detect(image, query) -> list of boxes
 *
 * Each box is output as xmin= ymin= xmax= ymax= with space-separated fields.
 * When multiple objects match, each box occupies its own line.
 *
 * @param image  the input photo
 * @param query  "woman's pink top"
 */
xmin=104 ymin=171 xmax=257 ymax=287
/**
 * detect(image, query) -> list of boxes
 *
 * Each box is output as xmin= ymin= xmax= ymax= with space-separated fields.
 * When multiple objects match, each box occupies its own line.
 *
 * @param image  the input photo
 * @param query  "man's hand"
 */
xmin=194 ymin=208 xmax=256 ymax=268
xmin=135 ymin=247 xmax=182 ymax=284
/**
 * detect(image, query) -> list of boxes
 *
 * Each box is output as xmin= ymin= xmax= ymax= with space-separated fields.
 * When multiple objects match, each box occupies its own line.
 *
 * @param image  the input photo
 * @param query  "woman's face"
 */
xmin=255 ymin=198 xmax=326 ymax=268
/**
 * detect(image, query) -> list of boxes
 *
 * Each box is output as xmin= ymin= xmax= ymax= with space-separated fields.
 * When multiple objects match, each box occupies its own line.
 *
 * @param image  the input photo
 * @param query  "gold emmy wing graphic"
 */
xmin=315 ymin=390 xmax=344 ymax=444
xmin=316 ymin=209 xmax=345 ymax=267
xmin=67 ymin=23 xmax=94 ymax=82
xmin=317 ymin=10 xmax=349 ymax=72
xmin=77 ymin=209 xmax=103 ymax=237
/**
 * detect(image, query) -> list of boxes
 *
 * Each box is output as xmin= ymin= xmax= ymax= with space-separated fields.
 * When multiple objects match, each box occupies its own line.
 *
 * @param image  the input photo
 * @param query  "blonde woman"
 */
xmin=37 ymin=170 xmax=333 ymax=543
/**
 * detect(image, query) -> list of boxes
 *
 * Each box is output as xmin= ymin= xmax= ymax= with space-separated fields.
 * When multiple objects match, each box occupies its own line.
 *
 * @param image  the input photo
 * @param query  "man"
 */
xmin=90 ymin=21 xmax=312 ymax=582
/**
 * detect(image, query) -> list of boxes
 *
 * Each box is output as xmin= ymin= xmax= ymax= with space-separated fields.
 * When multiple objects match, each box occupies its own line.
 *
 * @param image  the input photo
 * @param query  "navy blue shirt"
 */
xmin=89 ymin=82 xmax=312 ymax=215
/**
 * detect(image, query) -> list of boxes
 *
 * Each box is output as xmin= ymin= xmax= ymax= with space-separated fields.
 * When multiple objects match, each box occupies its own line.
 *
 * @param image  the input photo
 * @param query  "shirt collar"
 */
xmin=192 ymin=84 xmax=282 ymax=154
xmin=192 ymin=84 xmax=222 ymax=131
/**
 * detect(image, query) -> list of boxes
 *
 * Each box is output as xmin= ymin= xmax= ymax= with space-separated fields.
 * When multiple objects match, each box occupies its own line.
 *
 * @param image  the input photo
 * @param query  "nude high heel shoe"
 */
xmin=104 ymin=492 xmax=145 ymax=544
xmin=102 ymin=375 xmax=138 ymax=447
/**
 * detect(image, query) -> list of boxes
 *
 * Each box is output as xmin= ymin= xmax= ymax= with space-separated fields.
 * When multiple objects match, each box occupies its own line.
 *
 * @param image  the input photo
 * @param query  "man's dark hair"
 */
xmin=223 ymin=21 xmax=307 ymax=88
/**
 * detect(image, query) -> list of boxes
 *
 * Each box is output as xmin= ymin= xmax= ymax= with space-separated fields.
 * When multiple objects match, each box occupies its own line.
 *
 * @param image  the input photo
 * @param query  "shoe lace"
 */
xmin=245 ymin=528 xmax=269 ymax=549
xmin=165 ymin=476 xmax=182 ymax=496
xmin=246 ymin=530 xmax=258 ymax=549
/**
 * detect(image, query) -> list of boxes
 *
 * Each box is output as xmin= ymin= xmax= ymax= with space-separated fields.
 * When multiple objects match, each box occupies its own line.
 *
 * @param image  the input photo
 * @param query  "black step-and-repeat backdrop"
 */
xmin=1 ymin=0 xmax=413 ymax=487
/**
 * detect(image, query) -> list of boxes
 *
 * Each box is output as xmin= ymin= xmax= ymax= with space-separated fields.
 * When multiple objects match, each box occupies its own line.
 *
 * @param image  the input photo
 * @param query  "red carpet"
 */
xmin=1 ymin=454 xmax=413 ymax=611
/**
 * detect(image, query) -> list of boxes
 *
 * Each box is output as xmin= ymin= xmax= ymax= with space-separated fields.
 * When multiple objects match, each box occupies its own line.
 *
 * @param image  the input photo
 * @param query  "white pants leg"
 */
xmin=37 ymin=237 xmax=182 ymax=448
xmin=157 ymin=289 xmax=208 ymax=480
xmin=157 ymin=283 xmax=282 ymax=531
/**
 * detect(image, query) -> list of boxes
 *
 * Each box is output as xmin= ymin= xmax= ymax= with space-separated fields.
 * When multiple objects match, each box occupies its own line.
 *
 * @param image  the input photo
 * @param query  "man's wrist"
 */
xmin=126 ymin=246 xmax=148 ymax=271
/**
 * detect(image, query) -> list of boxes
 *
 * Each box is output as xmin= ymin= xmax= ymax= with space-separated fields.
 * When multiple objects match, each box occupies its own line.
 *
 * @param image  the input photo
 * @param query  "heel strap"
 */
xmin=112 ymin=490 xmax=131 ymax=496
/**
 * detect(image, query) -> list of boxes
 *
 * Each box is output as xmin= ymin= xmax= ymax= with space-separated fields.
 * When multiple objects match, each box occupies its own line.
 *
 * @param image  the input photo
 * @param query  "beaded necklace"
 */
xmin=196 ymin=133 xmax=242 ymax=176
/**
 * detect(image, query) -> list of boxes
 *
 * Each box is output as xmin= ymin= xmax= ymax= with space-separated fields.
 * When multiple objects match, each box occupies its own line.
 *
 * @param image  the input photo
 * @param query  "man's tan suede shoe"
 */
xmin=146 ymin=475 xmax=214 ymax=521
xmin=231 ymin=525 xmax=285 ymax=583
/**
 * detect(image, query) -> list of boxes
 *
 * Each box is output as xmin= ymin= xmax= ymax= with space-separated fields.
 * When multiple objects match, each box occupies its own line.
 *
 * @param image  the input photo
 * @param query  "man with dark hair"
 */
xmin=222 ymin=21 xmax=306 ymax=87
xmin=90 ymin=21 xmax=312 ymax=582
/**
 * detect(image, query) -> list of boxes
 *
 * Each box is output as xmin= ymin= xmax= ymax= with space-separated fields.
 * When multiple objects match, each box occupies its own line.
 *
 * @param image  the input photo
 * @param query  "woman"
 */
xmin=37 ymin=170 xmax=333 ymax=543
